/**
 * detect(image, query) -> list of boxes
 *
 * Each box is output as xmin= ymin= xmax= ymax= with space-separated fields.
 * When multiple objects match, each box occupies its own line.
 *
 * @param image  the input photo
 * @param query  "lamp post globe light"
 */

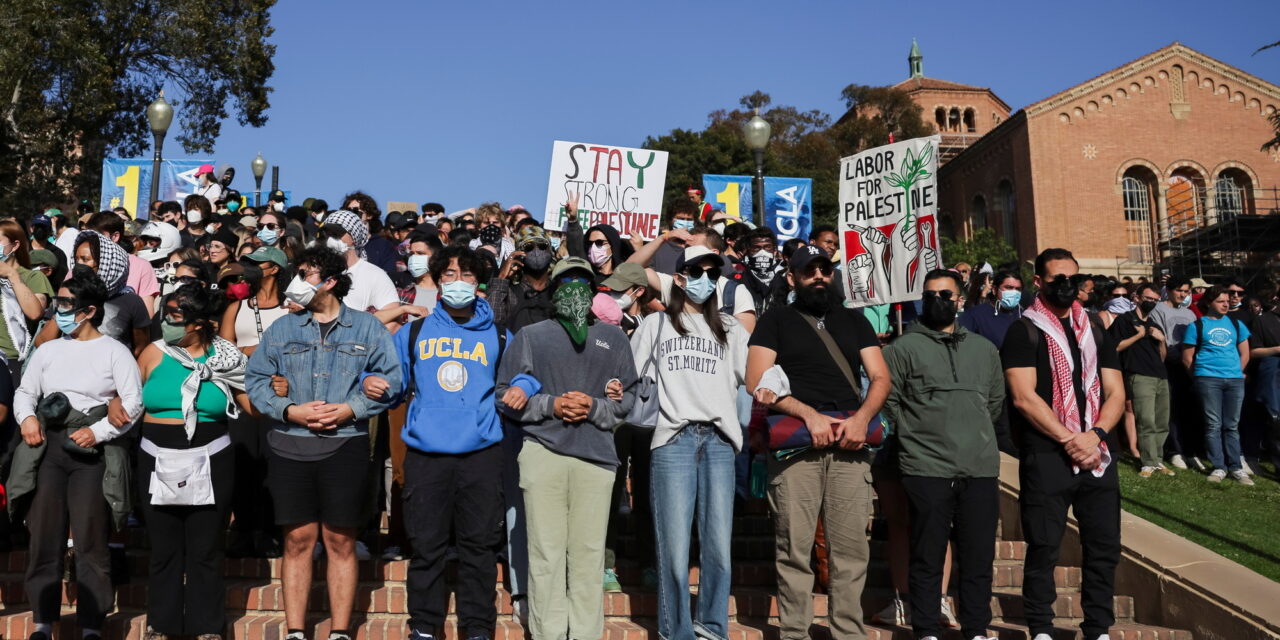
xmin=145 ymin=92 xmax=174 ymax=206
xmin=251 ymin=152 xmax=268 ymax=206
xmin=742 ymin=109 xmax=772 ymax=226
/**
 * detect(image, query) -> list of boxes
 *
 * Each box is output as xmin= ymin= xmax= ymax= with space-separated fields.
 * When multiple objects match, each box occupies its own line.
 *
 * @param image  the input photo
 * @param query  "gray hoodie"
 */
xmin=497 ymin=319 xmax=637 ymax=470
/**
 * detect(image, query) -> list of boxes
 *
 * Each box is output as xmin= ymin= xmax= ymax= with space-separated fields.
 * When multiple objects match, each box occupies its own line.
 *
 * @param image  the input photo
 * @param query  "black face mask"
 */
xmin=920 ymin=295 xmax=958 ymax=330
xmin=1138 ymin=300 xmax=1157 ymax=315
xmin=523 ymin=248 xmax=553 ymax=273
xmin=1043 ymin=275 xmax=1079 ymax=309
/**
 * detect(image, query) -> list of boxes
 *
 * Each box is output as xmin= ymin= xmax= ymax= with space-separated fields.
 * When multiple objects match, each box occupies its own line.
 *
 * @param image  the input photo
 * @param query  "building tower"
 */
xmin=909 ymin=38 xmax=923 ymax=79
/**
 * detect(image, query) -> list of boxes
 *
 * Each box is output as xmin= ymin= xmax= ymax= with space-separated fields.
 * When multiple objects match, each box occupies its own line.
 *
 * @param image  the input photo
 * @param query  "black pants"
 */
xmin=229 ymin=412 xmax=276 ymax=538
xmin=1019 ymin=450 xmax=1120 ymax=640
xmin=137 ymin=421 xmax=235 ymax=635
xmin=404 ymin=444 xmax=503 ymax=637
xmin=901 ymin=476 xmax=998 ymax=639
xmin=606 ymin=425 xmax=653 ymax=564
xmin=1165 ymin=357 xmax=1203 ymax=458
xmin=24 ymin=434 xmax=113 ymax=629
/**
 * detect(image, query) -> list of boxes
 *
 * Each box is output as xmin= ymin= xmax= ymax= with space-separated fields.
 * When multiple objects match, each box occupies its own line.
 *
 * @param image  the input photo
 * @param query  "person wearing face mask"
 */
xmin=193 ymin=164 xmax=224 ymax=209
xmin=495 ymin=256 xmax=638 ymax=640
xmin=318 ymin=210 xmax=423 ymax=330
xmin=397 ymin=228 xmax=443 ymax=320
xmin=180 ymin=195 xmax=213 ymax=248
xmin=256 ymin=211 xmax=286 ymax=249
xmin=880 ymin=269 xmax=1005 ymax=640
xmin=488 ymin=225 xmax=560 ymax=334
xmin=738 ymin=227 xmax=789 ymax=315
xmin=1148 ymin=275 xmax=1200 ymax=471
xmin=627 ymin=245 xmax=749 ymax=640
xmin=134 ymin=284 xmax=249 ymax=640
xmin=245 ymin=246 xmax=402 ymax=640
xmin=583 ymin=224 xmax=630 ymax=284
xmin=1001 ymin=248 xmax=1125 ymax=640
xmin=84 ymin=211 xmax=161 ymax=317
xmin=28 ymin=213 xmax=69 ymax=288
xmin=11 ymin=267 xmax=143 ymax=640
xmin=34 ymin=231 xmax=152 ymax=356
xmin=385 ymin=245 xmax=512 ymax=640
xmin=958 ymin=272 xmax=1024 ymax=349
xmin=1108 ymin=283 xmax=1172 ymax=478
xmin=1094 ymin=281 xmax=1132 ymax=330
xmin=0 ymin=220 xmax=53 ymax=382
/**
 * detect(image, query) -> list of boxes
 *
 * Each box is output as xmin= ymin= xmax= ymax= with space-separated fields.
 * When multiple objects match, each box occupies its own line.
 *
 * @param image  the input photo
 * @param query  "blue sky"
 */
xmin=188 ymin=0 xmax=1280 ymax=215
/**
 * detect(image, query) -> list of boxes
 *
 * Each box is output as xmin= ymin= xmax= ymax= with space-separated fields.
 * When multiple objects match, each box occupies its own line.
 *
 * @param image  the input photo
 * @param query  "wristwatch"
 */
xmin=1090 ymin=427 xmax=1107 ymax=440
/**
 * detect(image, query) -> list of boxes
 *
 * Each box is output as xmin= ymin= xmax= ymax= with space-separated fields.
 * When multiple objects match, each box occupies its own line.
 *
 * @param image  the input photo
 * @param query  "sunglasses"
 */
xmin=51 ymin=296 xmax=83 ymax=313
xmin=1110 ymin=292 xmax=1129 ymax=299
xmin=803 ymin=263 xmax=834 ymax=278
xmin=163 ymin=261 xmax=181 ymax=270
xmin=261 ymin=222 xmax=281 ymax=231
xmin=923 ymin=289 xmax=957 ymax=301
xmin=1228 ymin=289 xmax=1246 ymax=296
xmin=682 ymin=266 xmax=722 ymax=281
xmin=174 ymin=275 xmax=201 ymax=287
xmin=588 ymin=239 xmax=609 ymax=248
xmin=520 ymin=241 xmax=551 ymax=252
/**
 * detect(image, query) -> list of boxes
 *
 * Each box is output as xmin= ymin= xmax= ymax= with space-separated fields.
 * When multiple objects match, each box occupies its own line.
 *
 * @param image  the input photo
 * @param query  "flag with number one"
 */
xmin=702 ymin=175 xmax=812 ymax=243
xmin=100 ymin=157 xmax=213 ymax=219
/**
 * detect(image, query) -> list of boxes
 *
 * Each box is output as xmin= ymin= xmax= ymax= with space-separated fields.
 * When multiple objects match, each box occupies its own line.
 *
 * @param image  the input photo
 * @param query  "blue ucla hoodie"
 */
xmin=393 ymin=297 xmax=510 ymax=454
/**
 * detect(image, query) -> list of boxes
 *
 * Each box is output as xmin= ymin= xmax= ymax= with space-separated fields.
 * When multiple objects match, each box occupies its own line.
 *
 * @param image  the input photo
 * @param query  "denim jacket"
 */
xmin=246 ymin=305 xmax=402 ymax=438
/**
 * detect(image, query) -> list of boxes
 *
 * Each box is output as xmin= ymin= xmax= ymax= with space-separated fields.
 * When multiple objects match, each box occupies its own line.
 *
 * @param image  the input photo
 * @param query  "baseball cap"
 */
xmin=195 ymin=163 xmax=215 ymax=177
xmin=245 ymin=246 xmax=288 ymax=269
xmin=45 ymin=208 xmax=68 ymax=218
xmin=675 ymin=245 xmax=725 ymax=273
xmin=551 ymin=256 xmax=594 ymax=282
xmin=239 ymin=215 xmax=259 ymax=229
xmin=514 ymin=225 xmax=549 ymax=250
xmin=600 ymin=263 xmax=649 ymax=292
xmin=788 ymin=244 xmax=832 ymax=274
xmin=385 ymin=212 xmax=416 ymax=230
xmin=28 ymin=249 xmax=57 ymax=269
xmin=1190 ymin=277 xmax=1210 ymax=289
xmin=268 ymin=190 xmax=286 ymax=202
xmin=31 ymin=214 xmax=51 ymax=228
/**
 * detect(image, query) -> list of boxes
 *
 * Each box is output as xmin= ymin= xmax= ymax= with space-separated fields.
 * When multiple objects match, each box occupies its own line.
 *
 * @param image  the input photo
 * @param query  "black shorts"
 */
xmin=268 ymin=435 xmax=370 ymax=528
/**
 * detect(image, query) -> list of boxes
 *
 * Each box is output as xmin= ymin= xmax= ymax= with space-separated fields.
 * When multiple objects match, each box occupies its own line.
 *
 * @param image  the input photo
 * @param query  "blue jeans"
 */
xmin=651 ymin=424 xmax=736 ymax=640
xmin=1194 ymin=376 xmax=1245 ymax=472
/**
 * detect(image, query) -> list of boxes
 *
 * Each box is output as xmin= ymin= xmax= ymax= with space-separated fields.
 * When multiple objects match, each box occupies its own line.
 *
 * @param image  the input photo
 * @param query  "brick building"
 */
xmin=897 ymin=42 xmax=1280 ymax=280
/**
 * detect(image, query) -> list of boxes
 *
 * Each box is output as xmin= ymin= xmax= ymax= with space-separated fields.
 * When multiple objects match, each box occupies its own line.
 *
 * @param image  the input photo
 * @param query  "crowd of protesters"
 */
xmin=0 ymin=176 xmax=1276 ymax=640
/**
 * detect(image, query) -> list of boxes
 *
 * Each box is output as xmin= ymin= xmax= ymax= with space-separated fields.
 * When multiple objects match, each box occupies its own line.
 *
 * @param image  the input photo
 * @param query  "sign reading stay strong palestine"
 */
xmin=543 ymin=141 xmax=668 ymax=240
xmin=837 ymin=135 xmax=942 ymax=308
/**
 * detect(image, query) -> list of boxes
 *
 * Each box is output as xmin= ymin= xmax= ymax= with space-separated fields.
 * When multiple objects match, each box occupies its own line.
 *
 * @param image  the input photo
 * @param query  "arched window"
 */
xmin=938 ymin=212 xmax=956 ymax=240
xmin=1167 ymin=167 xmax=1205 ymax=236
xmin=995 ymin=180 xmax=1016 ymax=244
xmin=963 ymin=108 xmax=976 ymax=133
xmin=934 ymin=107 xmax=946 ymax=132
xmin=1215 ymin=168 xmax=1254 ymax=218
xmin=948 ymin=108 xmax=961 ymax=132
xmin=969 ymin=194 xmax=988 ymax=233
xmin=1122 ymin=167 xmax=1158 ymax=263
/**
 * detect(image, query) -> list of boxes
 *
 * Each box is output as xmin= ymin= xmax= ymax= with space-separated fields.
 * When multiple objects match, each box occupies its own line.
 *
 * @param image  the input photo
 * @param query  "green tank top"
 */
xmin=142 ymin=350 xmax=230 ymax=422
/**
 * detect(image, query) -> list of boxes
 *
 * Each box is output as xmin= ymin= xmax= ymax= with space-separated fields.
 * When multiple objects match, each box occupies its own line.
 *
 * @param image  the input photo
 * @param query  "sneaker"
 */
xmin=1232 ymin=469 xmax=1256 ymax=486
xmin=285 ymin=633 xmax=306 ymax=640
xmin=939 ymin=596 xmax=957 ymax=627
xmin=144 ymin=626 xmax=169 ymax=640
xmin=1157 ymin=464 xmax=1176 ymax=477
xmin=871 ymin=597 xmax=910 ymax=625
xmin=603 ymin=568 xmax=622 ymax=592
xmin=1138 ymin=466 xmax=1156 ymax=478
xmin=1208 ymin=469 xmax=1227 ymax=482
xmin=408 ymin=629 xmax=436 ymax=640
xmin=1190 ymin=456 xmax=1208 ymax=472
xmin=511 ymin=595 xmax=529 ymax=624
xmin=382 ymin=545 xmax=404 ymax=561
xmin=328 ymin=634 xmax=352 ymax=640
xmin=1241 ymin=459 xmax=1256 ymax=476
xmin=355 ymin=540 xmax=372 ymax=561
xmin=1169 ymin=454 xmax=1188 ymax=469
xmin=196 ymin=635 xmax=222 ymax=640
xmin=1032 ymin=635 xmax=1054 ymax=640
xmin=920 ymin=637 xmax=939 ymax=640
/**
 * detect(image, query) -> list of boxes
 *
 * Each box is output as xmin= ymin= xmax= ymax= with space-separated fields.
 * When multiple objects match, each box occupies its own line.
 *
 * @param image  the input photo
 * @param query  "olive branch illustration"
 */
xmin=876 ymin=143 xmax=934 ymax=295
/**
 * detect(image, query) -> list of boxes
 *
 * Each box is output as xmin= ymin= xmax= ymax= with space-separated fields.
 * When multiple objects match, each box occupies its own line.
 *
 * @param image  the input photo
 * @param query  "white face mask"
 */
xmin=284 ymin=275 xmax=320 ymax=308
xmin=272 ymin=202 xmax=284 ymax=213
xmin=611 ymin=290 xmax=634 ymax=310
xmin=186 ymin=209 xmax=203 ymax=223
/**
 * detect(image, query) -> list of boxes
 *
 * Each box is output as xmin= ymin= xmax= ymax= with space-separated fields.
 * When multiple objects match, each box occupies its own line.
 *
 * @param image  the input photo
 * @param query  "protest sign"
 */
xmin=543 ymin=141 xmax=668 ymax=240
xmin=837 ymin=135 xmax=942 ymax=307
xmin=100 ymin=157 xmax=212 ymax=219
xmin=701 ymin=175 xmax=812 ymax=243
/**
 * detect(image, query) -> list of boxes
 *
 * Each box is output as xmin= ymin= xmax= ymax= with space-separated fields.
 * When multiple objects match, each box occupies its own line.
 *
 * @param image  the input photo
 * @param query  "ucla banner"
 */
xmin=99 ymin=158 xmax=212 ymax=219
xmin=701 ymin=175 xmax=813 ymax=243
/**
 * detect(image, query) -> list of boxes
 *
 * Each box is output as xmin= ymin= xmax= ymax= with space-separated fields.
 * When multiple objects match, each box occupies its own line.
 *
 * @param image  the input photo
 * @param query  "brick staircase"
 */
xmin=0 ymin=500 xmax=1193 ymax=640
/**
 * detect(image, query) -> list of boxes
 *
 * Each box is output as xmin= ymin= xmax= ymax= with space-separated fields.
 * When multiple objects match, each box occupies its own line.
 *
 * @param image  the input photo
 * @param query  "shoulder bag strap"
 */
xmin=796 ymin=310 xmax=864 ymax=401
xmin=639 ymin=313 xmax=664 ymax=378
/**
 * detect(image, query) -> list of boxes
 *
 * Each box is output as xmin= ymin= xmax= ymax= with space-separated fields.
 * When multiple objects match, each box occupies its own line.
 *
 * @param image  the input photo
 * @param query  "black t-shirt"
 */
xmin=1249 ymin=310 xmax=1280 ymax=349
xmin=749 ymin=305 xmax=880 ymax=411
xmin=1000 ymin=316 xmax=1121 ymax=452
xmin=1108 ymin=312 xmax=1167 ymax=379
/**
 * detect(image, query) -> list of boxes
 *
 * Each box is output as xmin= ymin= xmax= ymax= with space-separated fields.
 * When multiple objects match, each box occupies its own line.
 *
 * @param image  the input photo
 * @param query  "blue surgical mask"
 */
xmin=549 ymin=236 xmax=562 ymax=252
xmin=673 ymin=219 xmax=695 ymax=232
xmin=407 ymin=254 xmax=430 ymax=278
xmin=55 ymin=309 xmax=82 ymax=335
xmin=682 ymin=274 xmax=715 ymax=304
xmin=1179 ymin=295 xmax=1192 ymax=309
xmin=999 ymin=290 xmax=1022 ymax=311
xmin=441 ymin=280 xmax=477 ymax=308
xmin=256 ymin=227 xmax=278 ymax=245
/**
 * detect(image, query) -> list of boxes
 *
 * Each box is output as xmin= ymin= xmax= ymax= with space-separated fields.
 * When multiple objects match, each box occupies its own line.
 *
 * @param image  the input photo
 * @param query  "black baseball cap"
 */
xmin=385 ymin=212 xmax=417 ymax=231
xmin=788 ymin=244 xmax=832 ymax=274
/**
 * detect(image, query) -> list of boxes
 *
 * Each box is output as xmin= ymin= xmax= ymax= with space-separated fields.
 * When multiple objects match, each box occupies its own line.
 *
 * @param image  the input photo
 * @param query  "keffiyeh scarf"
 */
xmin=0 ymin=278 xmax=31 ymax=361
xmin=322 ymin=209 xmax=369 ymax=258
xmin=1023 ymin=297 xmax=1110 ymax=476
xmin=156 ymin=336 xmax=247 ymax=441
xmin=76 ymin=230 xmax=132 ymax=296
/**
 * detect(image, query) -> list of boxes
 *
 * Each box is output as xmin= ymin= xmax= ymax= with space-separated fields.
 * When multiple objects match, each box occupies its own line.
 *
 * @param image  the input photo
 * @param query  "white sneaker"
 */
xmin=939 ymin=597 xmax=958 ymax=627
xmin=1169 ymin=454 xmax=1188 ymax=469
xmin=970 ymin=636 xmax=998 ymax=640
xmin=1033 ymin=635 xmax=1054 ymax=640
xmin=1098 ymin=636 xmax=1111 ymax=640
xmin=1231 ymin=469 xmax=1256 ymax=486
xmin=511 ymin=595 xmax=529 ymax=624
xmin=871 ymin=597 xmax=910 ymax=625
xmin=1208 ymin=469 xmax=1227 ymax=482
xmin=1241 ymin=459 xmax=1256 ymax=476
xmin=381 ymin=545 xmax=403 ymax=561
xmin=355 ymin=540 xmax=372 ymax=561
xmin=1190 ymin=456 xmax=1208 ymax=472
xmin=920 ymin=637 xmax=938 ymax=640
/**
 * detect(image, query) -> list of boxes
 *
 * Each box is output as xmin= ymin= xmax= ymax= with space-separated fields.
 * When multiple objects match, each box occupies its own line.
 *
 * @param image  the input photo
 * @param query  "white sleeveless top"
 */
xmin=234 ymin=299 xmax=290 ymax=348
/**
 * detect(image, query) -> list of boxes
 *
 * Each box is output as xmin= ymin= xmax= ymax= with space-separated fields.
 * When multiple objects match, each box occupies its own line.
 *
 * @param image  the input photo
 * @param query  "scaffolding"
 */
xmin=1157 ymin=186 xmax=1280 ymax=287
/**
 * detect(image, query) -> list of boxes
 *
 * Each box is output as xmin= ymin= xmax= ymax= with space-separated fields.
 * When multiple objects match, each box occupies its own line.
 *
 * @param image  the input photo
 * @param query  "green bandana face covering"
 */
xmin=553 ymin=281 xmax=593 ymax=346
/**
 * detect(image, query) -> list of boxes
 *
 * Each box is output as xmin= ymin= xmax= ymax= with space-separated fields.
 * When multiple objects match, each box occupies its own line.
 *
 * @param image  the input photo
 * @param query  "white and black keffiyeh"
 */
xmin=76 ymin=230 xmax=131 ymax=296
xmin=322 ymin=209 xmax=369 ymax=257
xmin=156 ymin=336 xmax=247 ymax=441
xmin=0 ymin=278 xmax=31 ymax=360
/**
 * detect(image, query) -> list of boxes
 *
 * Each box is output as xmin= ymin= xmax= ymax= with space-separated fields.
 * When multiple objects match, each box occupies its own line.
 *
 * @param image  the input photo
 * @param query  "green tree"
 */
xmin=939 ymin=228 xmax=1019 ymax=271
xmin=0 ymin=0 xmax=277 ymax=218
xmin=1258 ymin=41 xmax=1280 ymax=151
xmin=643 ymin=85 xmax=930 ymax=229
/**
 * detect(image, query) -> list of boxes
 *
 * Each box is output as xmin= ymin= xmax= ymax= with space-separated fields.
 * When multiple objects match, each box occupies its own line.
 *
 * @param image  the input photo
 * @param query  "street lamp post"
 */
xmin=251 ymin=153 xmax=268 ymax=206
xmin=742 ymin=109 xmax=772 ymax=227
xmin=145 ymin=92 xmax=174 ymax=207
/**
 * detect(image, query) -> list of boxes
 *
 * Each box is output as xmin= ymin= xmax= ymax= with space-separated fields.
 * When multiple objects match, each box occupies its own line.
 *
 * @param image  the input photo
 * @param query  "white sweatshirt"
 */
xmin=14 ymin=335 xmax=144 ymax=443
xmin=630 ymin=311 xmax=748 ymax=451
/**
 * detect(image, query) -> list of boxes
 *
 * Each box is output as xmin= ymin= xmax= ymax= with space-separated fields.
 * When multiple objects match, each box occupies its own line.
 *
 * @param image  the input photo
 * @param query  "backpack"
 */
xmin=1188 ymin=315 xmax=1243 ymax=372
xmin=720 ymin=278 xmax=737 ymax=317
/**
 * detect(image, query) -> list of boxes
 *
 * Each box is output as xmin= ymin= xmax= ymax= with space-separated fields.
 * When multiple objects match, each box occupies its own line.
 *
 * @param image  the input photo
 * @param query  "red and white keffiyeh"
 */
xmin=1023 ymin=297 xmax=1110 ymax=476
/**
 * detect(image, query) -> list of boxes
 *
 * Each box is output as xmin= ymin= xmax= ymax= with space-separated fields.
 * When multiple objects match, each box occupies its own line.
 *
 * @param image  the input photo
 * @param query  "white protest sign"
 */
xmin=837 ymin=135 xmax=942 ymax=307
xmin=542 ymin=141 xmax=668 ymax=240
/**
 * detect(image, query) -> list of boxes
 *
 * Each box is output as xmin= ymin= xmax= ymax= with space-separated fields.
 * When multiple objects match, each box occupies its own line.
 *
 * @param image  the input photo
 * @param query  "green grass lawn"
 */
xmin=1118 ymin=457 xmax=1280 ymax=582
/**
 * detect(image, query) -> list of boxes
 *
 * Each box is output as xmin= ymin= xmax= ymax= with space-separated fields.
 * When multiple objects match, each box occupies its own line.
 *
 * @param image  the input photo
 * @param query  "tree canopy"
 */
xmin=642 ymin=85 xmax=931 ymax=229
xmin=0 ymin=0 xmax=277 ymax=218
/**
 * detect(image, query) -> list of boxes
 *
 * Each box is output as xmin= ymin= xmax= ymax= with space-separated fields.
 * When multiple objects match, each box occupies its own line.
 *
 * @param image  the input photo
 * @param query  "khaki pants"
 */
xmin=519 ymin=440 xmax=614 ymax=640
xmin=767 ymin=448 xmax=874 ymax=640
xmin=1128 ymin=374 xmax=1171 ymax=469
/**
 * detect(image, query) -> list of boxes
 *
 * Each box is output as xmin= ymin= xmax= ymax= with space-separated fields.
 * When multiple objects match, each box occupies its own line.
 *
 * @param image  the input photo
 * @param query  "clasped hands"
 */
xmin=1062 ymin=430 xmax=1103 ymax=470
xmin=272 ymin=375 xmax=355 ymax=431
xmin=501 ymin=379 xmax=624 ymax=422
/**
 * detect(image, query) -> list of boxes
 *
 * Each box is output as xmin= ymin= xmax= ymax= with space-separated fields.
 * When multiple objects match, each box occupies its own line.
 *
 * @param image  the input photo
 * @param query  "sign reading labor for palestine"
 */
xmin=542 ymin=141 xmax=668 ymax=240
xmin=837 ymin=135 xmax=942 ymax=307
